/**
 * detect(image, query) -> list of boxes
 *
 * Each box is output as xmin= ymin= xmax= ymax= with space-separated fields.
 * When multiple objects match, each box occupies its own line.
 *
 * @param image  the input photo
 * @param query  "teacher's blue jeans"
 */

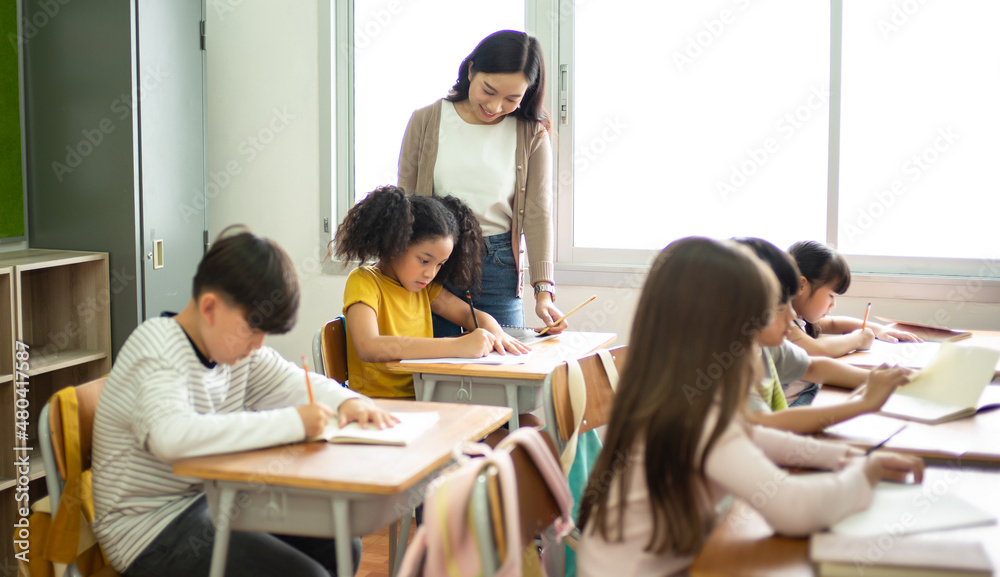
xmin=433 ymin=232 xmax=524 ymax=337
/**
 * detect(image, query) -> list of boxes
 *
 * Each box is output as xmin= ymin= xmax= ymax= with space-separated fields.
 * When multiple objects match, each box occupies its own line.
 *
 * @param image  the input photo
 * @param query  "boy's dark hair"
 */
xmin=446 ymin=30 xmax=550 ymax=133
xmin=193 ymin=225 xmax=300 ymax=334
xmin=788 ymin=240 xmax=851 ymax=295
xmin=332 ymin=186 xmax=483 ymax=290
xmin=731 ymin=237 xmax=801 ymax=303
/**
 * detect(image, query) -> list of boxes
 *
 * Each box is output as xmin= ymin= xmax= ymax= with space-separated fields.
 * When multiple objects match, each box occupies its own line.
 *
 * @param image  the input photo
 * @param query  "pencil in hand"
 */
xmin=538 ymin=295 xmax=597 ymax=336
xmin=301 ymin=354 xmax=315 ymax=404
xmin=465 ymin=290 xmax=480 ymax=329
xmin=865 ymin=424 xmax=906 ymax=455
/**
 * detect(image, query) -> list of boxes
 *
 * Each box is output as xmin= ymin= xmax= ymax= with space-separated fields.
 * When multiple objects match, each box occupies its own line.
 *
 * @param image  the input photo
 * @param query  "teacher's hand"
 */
xmin=535 ymin=293 xmax=567 ymax=335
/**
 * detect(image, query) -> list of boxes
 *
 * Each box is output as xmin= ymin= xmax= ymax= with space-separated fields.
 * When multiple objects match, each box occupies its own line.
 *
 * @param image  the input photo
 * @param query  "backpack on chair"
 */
xmin=397 ymin=427 xmax=575 ymax=577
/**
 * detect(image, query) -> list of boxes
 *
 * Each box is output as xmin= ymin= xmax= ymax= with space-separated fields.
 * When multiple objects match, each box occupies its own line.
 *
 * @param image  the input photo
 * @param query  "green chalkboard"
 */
xmin=0 ymin=0 xmax=26 ymax=241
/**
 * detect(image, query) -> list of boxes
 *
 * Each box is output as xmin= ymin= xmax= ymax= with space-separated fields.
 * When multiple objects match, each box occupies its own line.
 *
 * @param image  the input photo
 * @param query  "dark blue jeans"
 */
xmin=433 ymin=232 xmax=524 ymax=337
xmin=788 ymin=382 xmax=820 ymax=407
xmin=123 ymin=495 xmax=361 ymax=577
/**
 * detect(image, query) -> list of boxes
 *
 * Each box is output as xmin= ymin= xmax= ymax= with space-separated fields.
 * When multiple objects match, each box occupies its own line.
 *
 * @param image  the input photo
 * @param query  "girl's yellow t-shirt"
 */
xmin=342 ymin=265 xmax=444 ymax=398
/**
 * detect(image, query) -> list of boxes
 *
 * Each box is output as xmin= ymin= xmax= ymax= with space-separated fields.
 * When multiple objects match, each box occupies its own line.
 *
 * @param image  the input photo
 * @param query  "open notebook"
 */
xmin=502 ymin=326 xmax=558 ymax=346
xmin=860 ymin=340 xmax=943 ymax=369
xmin=308 ymin=411 xmax=439 ymax=445
xmin=811 ymin=533 xmax=992 ymax=577
xmin=398 ymin=350 xmax=535 ymax=365
xmin=831 ymin=481 xmax=996 ymax=538
xmin=878 ymin=343 xmax=1000 ymax=424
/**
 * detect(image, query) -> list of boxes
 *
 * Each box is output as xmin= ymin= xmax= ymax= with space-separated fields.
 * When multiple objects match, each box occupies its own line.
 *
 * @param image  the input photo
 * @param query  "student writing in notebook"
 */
xmin=576 ymin=238 xmax=923 ymax=577
xmin=788 ymin=240 xmax=921 ymax=358
xmin=91 ymin=227 xmax=395 ymax=577
xmin=734 ymin=238 xmax=913 ymax=432
xmin=332 ymin=185 xmax=532 ymax=400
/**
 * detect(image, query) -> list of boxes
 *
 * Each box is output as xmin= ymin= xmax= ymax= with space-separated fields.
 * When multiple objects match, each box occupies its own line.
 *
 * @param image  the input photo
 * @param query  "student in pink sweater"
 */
xmin=576 ymin=237 xmax=923 ymax=577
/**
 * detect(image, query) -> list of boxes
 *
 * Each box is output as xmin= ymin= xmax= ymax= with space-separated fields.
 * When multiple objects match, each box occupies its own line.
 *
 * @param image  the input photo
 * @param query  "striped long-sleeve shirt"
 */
xmin=91 ymin=316 xmax=360 ymax=571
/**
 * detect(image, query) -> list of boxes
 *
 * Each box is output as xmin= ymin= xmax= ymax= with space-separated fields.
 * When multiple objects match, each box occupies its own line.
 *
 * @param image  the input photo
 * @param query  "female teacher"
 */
xmin=397 ymin=30 xmax=566 ymax=337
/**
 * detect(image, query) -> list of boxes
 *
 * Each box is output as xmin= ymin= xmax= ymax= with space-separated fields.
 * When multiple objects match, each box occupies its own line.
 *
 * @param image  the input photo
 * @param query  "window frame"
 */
xmin=322 ymin=0 xmax=1000 ymax=303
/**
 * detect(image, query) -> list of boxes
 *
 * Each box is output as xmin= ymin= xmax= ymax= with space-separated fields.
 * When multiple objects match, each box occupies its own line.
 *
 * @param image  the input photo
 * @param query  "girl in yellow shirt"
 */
xmin=332 ymin=185 xmax=530 ymax=398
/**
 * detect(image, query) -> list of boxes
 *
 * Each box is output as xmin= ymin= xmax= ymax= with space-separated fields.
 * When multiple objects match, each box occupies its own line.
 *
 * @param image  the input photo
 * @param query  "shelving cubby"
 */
xmin=0 ymin=250 xmax=111 ymax=569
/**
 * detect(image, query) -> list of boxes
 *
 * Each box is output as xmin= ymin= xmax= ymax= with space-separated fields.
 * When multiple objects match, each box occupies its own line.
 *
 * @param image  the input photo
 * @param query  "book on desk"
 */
xmin=308 ymin=411 xmax=439 ymax=445
xmin=876 ymin=343 xmax=1000 ymax=424
xmin=876 ymin=317 xmax=973 ymax=343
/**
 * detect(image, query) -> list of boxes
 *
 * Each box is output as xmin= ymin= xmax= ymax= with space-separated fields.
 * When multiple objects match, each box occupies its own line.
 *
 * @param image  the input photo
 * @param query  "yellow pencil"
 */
xmin=301 ymin=354 xmax=315 ymax=404
xmin=861 ymin=302 xmax=872 ymax=330
xmin=538 ymin=295 xmax=597 ymax=336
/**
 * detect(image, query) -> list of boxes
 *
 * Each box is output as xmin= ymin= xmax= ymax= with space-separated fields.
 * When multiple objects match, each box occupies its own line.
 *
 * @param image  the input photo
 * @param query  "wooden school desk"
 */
xmin=814 ymin=385 xmax=1000 ymax=465
xmin=690 ymin=467 xmax=1000 ymax=576
xmin=385 ymin=331 xmax=616 ymax=430
xmin=840 ymin=329 xmax=1000 ymax=375
xmin=173 ymin=400 xmax=511 ymax=577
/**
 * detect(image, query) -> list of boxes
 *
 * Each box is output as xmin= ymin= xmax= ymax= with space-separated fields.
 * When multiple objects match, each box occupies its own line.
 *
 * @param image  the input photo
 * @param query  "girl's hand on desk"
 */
xmin=863 ymin=451 xmax=925 ymax=485
xmin=860 ymin=364 xmax=913 ymax=411
xmin=534 ymin=294 xmax=568 ymax=335
xmin=491 ymin=330 xmax=532 ymax=356
xmin=338 ymin=398 xmax=399 ymax=429
xmin=297 ymin=402 xmax=334 ymax=438
xmin=875 ymin=326 xmax=923 ymax=343
xmin=455 ymin=328 xmax=498 ymax=358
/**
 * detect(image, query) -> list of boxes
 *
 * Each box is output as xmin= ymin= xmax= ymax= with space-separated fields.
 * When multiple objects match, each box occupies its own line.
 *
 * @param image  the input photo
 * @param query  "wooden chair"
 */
xmin=543 ymin=345 xmax=628 ymax=459
xmin=540 ymin=345 xmax=627 ymax=573
xmin=401 ymin=429 xmax=568 ymax=577
xmin=312 ymin=316 xmax=349 ymax=383
xmin=39 ymin=376 xmax=121 ymax=577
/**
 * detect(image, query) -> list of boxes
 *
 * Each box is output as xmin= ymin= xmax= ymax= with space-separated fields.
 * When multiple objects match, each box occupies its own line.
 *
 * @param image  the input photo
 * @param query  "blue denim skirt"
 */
xmin=433 ymin=232 xmax=524 ymax=337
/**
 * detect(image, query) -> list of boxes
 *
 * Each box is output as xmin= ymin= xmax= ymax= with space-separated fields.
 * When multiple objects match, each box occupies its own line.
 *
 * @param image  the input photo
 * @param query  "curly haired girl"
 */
xmin=333 ymin=185 xmax=529 ymax=398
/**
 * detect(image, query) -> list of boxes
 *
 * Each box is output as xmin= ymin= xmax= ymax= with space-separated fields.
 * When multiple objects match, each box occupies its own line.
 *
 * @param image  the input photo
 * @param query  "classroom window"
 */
xmin=351 ymin=1 xmax=523 ymax=202
xmin=838 ymin=0 xmax=1000 ymax=263
xmin=328 ymin=1 xmax=999 ymax=280
xmin=566 ymin=1 xmax=828 ymax=259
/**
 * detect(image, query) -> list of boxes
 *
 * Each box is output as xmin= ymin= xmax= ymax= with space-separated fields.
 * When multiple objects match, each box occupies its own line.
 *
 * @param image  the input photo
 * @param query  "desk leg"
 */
xmin=332 ymin=499 xmax=353 ymax=577
xmin=209 ymin=486 xmax=236 ymax=577
xmin=419 ymin=376 xmax=437 ymax=402
xmin=504 ymin=384 xmax=519 ymax=430
xmin=388 ymin=521 xmax=397 ymax=575
xmin=391 ymin=509 xmax=414 ymax=577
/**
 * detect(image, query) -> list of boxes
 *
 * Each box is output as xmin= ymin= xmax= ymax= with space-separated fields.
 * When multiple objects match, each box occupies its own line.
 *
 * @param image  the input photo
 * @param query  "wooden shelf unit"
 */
xmin=0 ymin=249 xmax=111 ymax=568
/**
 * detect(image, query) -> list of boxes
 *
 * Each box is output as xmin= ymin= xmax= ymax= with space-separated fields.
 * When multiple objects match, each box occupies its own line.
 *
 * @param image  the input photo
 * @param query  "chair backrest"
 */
xmin=397 ymin=428 xmax=573 ymax=577
xmin=549 ymin=345 xmax=627 ymax=443
xmin=39 ymin=376 xmax=121 ymax=577
xmin=502 ymin=433 xmax=565 ymax=550
xmin=320 ymin=316 xmax=349 ymax=384
xmin=49 ymin=376 xmax=108 ymax=481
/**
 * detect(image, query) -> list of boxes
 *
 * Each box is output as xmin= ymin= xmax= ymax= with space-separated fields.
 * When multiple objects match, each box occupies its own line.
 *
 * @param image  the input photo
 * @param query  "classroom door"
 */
xmin=137 ymin=0 xmax=207 ymax=318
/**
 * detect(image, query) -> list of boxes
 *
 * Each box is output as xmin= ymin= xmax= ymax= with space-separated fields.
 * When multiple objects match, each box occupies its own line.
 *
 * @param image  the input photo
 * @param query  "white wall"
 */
xmin=207 ymin=1 xmax=345 ymax=361
xmin=207 ymin=2 xmax=1000 ymax=363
